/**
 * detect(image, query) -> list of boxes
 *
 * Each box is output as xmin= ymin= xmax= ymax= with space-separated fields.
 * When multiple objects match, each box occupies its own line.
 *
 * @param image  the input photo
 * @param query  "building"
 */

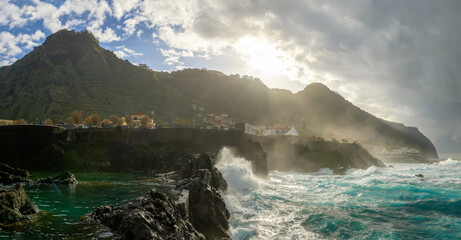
xmin=130 ymin=112 xmax=154 ymax=128
xmin=131 ymin=112 xmax=147 ymax=124
xmin=263 ymin=128 xmax=285 ymax=136
xmin=244 ymin=123 xmax=264 ymax=135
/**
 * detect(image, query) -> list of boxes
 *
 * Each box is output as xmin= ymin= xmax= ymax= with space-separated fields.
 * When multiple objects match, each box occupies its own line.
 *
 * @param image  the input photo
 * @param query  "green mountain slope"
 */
xmin=0 ymin=30 xmax=193 ymax=121
xmin=0 ymin=30 xmax=438 ymax=158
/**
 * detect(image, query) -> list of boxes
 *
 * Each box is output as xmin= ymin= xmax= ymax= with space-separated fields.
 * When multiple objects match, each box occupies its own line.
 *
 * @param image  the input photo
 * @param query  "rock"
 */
xmin=153 ymin=147 xmax=228 ymax=192
xmin=35 ymin=171 xmax=78 ymax=185
xmin=178 ymin=153 xmax=228 ymax=192
xmin=86 ymin=188 xmax=205 ymax=240
xmin=154 ymin=171 xmax=179 ymax=184
xmin=415 ymin=174 xmax=424 ymax=178
xmin=238 ymin=139 xmax=269 ymax=176
xmin=0 ymin=162 xmax=29 ymax=178
xmin=178 ymin=169 xmax=230 ymax=240
xmin=388 ymin=165 xmax=394 ymax=168
xmin=0 ymin=163 xmax=30 ymax=185
xmin=333 ymin=167 xmax=347 ymax=175
xmin=0 ymin=183 xmax=39 ymax=225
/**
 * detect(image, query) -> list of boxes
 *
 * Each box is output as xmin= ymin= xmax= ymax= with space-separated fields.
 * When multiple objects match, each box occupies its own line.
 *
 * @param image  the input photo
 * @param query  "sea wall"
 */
xmin=0 ymin=126 xmax=268 ymax=175
xmin=0 ymin=126 xmax=384 ymax=175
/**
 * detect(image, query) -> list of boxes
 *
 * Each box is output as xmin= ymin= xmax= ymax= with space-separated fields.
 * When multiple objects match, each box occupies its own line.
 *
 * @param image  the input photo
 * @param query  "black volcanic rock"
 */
xmin=86 ymin=188 xmax=205 ymax=240
xmin=177 ymin=169 xmax=230 ymax=240
xmin=0 ymin=162 xmax=30 ymax=185
xmin=0 ymin=183 xmax=39 ymax=225
xmin=153 ymin=145 xmax=228 ymax=192
xmin=34 ymin=171 xmax=78 ymax=185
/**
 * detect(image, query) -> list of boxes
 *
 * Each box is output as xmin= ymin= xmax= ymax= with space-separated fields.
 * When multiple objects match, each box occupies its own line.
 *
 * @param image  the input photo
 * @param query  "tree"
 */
xmin=124 ymin=115 xmax=132 ymax=126
xmin=100 ymin=119 xmax=112 ymax=127
xmin=44 ymin=118 xmax=53 ymax=125
xmin=175 ymin=117 xmax=182 ymax=126
xmin=13 ymin=119 xmax=26 ymax=125
xmin=110 ymin=115 xmax=122 ymax=126
xmin=0 ymin=120 xmax=8 ymax=125
xmin=84 ymin=113 xmax=100 ymax=126
xmin=66 ymin=110 xmax=82 ymax=124
xmin=184 ymin=119 xmax=189 ymax=127
xmin=138 ymin=63 xmax=151 ymax=71
xmin=140 ymin=116 xmax=149 ymax=126
xmin=156 ymin=120 xmax=164 ymax=128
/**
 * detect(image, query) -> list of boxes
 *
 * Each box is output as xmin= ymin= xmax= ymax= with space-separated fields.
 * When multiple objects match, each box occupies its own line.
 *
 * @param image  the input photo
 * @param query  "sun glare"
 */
xmin=236 ymin=37 xmax=297 ymax=77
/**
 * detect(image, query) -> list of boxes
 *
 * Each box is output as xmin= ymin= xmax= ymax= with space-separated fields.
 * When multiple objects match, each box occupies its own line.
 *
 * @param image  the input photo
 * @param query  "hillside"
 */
xmin=0 ymin=30 xmax=438 ymax=159
xmin=0 ymin=30 xmax=193 ymax=121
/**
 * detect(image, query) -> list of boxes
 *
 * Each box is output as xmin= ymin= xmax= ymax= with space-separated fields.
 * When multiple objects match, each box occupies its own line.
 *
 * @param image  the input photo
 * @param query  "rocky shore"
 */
xmin=0 ymin=162 xmax=31 ymax=185
xmin=0 ymin=183 xmax=39 ymax=226
xmin=0 ymin=126 xmax=390 ymax=239
xmin=87 ymin=149 xmax=231 ymax=239
xmin=86 ymin=188 xmax=206 ymax=240
xmin=0 ymin=163 xmax=80 ymax=228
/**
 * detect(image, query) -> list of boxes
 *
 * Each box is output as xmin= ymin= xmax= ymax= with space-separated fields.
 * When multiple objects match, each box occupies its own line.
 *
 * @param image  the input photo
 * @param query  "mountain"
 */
xmin=0 ymin=30 xmax=193 ymax=121
xmin=0 ymin=30 xmax=438 ymax=159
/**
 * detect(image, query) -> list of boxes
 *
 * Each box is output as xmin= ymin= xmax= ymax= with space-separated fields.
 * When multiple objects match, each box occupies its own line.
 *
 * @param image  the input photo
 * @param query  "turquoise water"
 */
xmin=217 ymin=148 xmax=461 ymax=240
xmin=0 ymin=172 xmax=170 ymax=239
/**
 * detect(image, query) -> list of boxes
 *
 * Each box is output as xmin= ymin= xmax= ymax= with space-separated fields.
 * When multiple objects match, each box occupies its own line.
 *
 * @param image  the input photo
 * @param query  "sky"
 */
xmin=0 ymin=0 xmax=460 ymax=155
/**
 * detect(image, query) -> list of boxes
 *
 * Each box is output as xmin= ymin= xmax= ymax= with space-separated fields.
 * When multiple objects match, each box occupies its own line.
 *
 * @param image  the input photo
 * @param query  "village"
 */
xmin=0 ymin=108 xmax=423 ymax=159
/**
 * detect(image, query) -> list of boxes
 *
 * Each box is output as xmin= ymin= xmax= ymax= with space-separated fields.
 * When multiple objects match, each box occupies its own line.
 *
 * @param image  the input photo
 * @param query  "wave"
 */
xmin=216 ymin=148 xmax=461 ymax=239
xmin=216 ymin=147 xmax=260 ymax=193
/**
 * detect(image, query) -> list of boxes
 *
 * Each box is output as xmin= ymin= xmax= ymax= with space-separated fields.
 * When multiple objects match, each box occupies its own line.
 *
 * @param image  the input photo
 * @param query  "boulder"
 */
xmin=0 ymin=183 xmax=39 ymax=225
xmin=0 ymin=163 xmax=30 ymax=185
xmin=178 ymin=153 xmax=228 ymax=192
xmin=34 ymin=171 xmax=78 ymax=185
xmin=178 ymin=169 xmax=230 ymax=240
xmin=86 ymin=188 xmax=205 ymax=240
xmin=153 ymin=147 xmax=228 ymax=192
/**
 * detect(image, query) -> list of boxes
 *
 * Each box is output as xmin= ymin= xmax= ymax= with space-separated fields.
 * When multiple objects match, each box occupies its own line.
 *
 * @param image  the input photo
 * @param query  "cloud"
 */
xmin=0 ymin=30 xmax=44 ymax=66
xmin=113 ymin=45 xmax=143 ymax=59
xmin=452 ymin=126 xmax=461 ymax=143
xmin=89 ymin=27 xmax=120 ymax=43
xmin=0 ymin=0 xmax=460 ymax=153
xmin=112 ymin=0 xmax=140 ymax=20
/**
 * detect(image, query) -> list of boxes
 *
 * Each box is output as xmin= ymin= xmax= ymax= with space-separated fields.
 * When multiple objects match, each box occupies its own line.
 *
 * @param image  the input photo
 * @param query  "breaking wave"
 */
xmin=216 ymin=150 xmax=461 ymax=239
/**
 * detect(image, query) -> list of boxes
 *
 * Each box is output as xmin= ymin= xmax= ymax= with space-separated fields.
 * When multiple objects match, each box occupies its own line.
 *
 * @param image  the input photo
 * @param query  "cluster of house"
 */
xmin=192 ymin=104 xmax=205 ymax=111
xmin=239 ymin=123 xmax=299 ymax=136
xmin=59 ymin=112 xmax=155 ymax=130
xmin=200 ymin=113 xmax=236 ymax=129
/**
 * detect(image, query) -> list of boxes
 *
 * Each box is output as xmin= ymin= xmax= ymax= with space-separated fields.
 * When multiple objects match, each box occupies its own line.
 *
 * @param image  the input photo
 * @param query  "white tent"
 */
xmin=285 ymin=126 xmax=299 ymax=136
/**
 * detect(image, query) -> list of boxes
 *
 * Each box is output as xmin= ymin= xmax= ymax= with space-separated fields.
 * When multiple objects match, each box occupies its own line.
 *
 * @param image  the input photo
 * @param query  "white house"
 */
xmin=244 ymin=123 xmax=264 ymax=135
xmin=263 ymin=129 xmax=284 ymax=136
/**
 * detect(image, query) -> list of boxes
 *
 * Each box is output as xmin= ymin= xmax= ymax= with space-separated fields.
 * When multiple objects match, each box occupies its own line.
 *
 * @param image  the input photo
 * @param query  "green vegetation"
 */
xmin=83 ymin=113 xmax=100 ymax=126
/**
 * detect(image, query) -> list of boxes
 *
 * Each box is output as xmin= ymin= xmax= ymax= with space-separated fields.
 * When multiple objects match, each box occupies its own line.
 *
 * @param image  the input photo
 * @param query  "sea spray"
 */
xmin=216 ymin=147 xmax=322 ymax=239
xmin=216 ymin=147 xmax=260 ymax=193
xmin=216 ymin=150 xmax=461 ymax=240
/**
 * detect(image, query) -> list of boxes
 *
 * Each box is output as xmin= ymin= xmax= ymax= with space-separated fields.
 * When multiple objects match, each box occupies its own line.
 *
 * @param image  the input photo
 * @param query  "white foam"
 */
xmin=216 ymin=147 xmax=260 ymax=193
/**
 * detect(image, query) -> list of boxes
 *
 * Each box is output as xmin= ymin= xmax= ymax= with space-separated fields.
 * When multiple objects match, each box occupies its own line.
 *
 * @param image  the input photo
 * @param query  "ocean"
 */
xmin=1 ymin=149 xmax=460 ymax=239
xmin=217 ymin=148 xmax=461 ymax=240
